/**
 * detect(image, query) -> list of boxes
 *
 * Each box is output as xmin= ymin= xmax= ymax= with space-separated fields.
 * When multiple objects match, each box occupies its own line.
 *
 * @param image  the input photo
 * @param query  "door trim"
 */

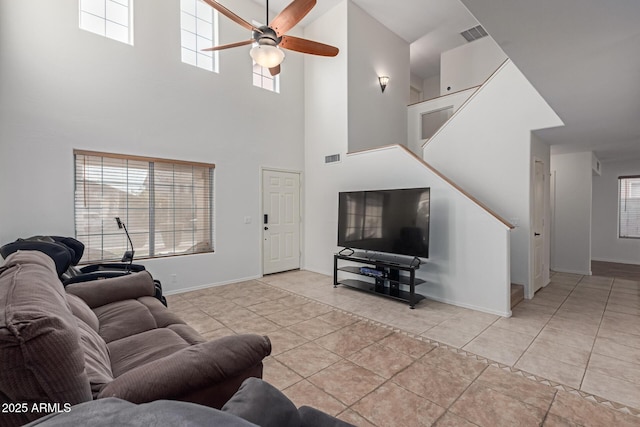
xmin=260 ymin=167 xmax=303 ymax=276
xmin=530 ymin=157 xmax=548 ymax=299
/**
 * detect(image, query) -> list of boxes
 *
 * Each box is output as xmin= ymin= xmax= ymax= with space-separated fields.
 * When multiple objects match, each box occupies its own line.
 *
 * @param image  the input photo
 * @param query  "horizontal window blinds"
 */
xmin=74 ymin=150 xmax=214 ymax=262
xmin=619 ymin=175 xmax=640 ymax=239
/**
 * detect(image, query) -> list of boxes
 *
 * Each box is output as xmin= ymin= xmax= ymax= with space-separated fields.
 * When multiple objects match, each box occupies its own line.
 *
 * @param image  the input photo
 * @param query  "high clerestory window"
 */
xmin=79 ymin=0 xmax=133 ymax=45
xmin=74 ymin=150 xmax=215 ymax=263
xmin=252 ymin=60 xmax=280 ymax=93
xmin=619 ymin=175 xmax=640 ymax=239
xmin=180 ymin=0 xmax=219 ymax=72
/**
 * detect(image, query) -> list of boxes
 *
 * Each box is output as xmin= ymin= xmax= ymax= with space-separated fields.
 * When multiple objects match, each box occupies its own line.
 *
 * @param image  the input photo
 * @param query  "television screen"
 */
xmin=337 ymin=188 xmax=430 ymax=258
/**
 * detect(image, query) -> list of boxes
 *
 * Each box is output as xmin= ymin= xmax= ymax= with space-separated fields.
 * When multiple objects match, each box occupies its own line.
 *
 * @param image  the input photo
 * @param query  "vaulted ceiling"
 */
xmin=256 ymin=0 xmax=640 ymax=161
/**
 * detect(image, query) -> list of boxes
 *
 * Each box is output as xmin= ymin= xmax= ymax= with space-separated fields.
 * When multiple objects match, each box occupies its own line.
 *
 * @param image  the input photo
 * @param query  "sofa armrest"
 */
xmin=97 ymin=334 xmax=271 ymax=403
xmin=65 ymin=271 xmax=155 ymax=308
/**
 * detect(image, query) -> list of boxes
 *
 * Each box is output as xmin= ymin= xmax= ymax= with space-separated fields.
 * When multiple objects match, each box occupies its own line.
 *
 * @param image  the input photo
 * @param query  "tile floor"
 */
xmin=167 ymin=269 xmax=640 ymax=426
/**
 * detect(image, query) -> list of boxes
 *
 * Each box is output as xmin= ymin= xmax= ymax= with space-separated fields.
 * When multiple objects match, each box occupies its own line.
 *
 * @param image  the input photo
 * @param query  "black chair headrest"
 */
xmin=0 ymin=240 xmax=72 ymax=277
xmin=51 ymin=236 xmax=85 ymax=265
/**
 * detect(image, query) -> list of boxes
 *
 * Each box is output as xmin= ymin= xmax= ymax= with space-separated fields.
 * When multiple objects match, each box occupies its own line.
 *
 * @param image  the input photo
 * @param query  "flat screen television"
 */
xmin=337 ymin=187 xmax=430 ymax=258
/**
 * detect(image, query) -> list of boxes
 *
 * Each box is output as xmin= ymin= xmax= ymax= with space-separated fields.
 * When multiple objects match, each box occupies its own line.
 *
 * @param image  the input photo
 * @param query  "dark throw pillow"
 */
xmin=222 ymin=377 xmax=301 ymax=427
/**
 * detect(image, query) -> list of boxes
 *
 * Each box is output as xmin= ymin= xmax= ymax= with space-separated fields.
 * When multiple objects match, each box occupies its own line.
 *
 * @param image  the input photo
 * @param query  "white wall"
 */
xmin=592 ymin=159 xmax=640 ymax=265
xmin=302 ymin=0 xmax=410 ymax=271
xmin=407 ymin=87 xmax=477 ymax=156
xmin=423 ymin=75 xmax=440 ymax=101
xmin=531 ymin=134 xmax=551 ymax=290
xmin=0 ymin=0 xmax=305 ymax=292
xmin=410 ymin=73 xmax=424 ymax=101
xmin=303 ymin=1 xmax=349 ymax=270
xmin=346 ymin=2 xmax=409 ymax=152
xmin=550 ymin=152 xmax=593 ymax=274
xmin=303 ymin=2 xmax=511 ymax=315
xmin=423 ymin=61 xmax=563 ymax=294
xmin=304 ymin=146 xmax=512 ymax=316
xmin=440 ymin=36 xmax=507 ymax=95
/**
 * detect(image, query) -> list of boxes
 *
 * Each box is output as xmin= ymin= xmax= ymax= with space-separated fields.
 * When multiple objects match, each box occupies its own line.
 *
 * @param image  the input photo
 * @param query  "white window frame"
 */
xmin=79 ymin=0 xmax=134 ymax=45
xmin=618 ymin=175 xmax=640 ymax=239
xmin=180 ymin=0 xmax=219 ymax=72
xmin=252 ymin=60 xmax=280 ymax=93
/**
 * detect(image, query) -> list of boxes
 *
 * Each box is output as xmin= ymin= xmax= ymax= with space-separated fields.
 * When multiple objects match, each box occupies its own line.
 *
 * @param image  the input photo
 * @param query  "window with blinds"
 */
xmin=619 ymin=175 xmax=640 ymax=239
xmin=74 ymin=150 xmax=214 ymax=263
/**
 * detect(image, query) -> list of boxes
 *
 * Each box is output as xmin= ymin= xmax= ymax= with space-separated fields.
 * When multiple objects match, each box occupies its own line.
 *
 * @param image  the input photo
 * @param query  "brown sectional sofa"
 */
xmin=0 ymin=251 xmax=271 ymax=426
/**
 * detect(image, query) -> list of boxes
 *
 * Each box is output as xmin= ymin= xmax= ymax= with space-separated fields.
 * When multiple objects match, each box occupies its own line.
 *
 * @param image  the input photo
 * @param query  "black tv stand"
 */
xmin=333 ymin=252 xmax=426 ymax=309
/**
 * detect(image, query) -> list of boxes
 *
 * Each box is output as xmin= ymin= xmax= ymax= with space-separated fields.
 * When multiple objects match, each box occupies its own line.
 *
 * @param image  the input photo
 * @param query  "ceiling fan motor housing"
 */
xmin=254 ymin=26 xmax=281 ymax=46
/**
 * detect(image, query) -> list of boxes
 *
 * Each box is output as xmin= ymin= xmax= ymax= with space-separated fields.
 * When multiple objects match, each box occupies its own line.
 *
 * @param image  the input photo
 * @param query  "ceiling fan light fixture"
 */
xmin=250 ymin=44 xmax=285 ymax=68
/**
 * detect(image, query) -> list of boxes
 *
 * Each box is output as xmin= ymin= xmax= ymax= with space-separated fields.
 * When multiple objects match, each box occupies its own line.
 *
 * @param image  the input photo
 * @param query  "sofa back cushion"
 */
xmin=67 ymin=292 xmax=100 ymax=331
xmin=0 ymin=251 xmax=92 ymax=425
xmin=68 ymin=294 xmax=114 ymax=396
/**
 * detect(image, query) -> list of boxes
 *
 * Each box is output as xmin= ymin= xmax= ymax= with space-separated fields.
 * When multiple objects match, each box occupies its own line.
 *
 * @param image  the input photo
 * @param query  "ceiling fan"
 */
xmin=201 ymin=0 xmax=339 ymax=76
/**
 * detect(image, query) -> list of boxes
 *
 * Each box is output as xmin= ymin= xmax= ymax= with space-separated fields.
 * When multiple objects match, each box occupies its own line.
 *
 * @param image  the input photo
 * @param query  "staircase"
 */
xmin=411 ymin=59 xmax=562 ymax=308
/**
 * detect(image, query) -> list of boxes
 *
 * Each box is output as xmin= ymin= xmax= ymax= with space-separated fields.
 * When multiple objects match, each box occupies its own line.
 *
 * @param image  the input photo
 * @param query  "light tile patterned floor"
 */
xmin=168 ymin=270 xmax=640 ymax=426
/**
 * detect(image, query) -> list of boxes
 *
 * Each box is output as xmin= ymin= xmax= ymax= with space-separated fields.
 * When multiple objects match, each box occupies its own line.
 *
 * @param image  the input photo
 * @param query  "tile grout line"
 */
xmin=576 ymin=275 xmax=614 ymax=391
xmin=510 ymin=273 xmax=578 ymax=368
xmin=198 ymin=273 xmax=640 ymax=419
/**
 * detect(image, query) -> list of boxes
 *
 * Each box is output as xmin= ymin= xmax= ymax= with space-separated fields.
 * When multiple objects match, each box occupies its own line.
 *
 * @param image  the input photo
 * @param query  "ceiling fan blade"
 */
xmin=200 ymin=0 xmax=261 ymax=33
xmin=270 ymin=0 xmax=316 ymax=37
xmin=201 ymin=39 xmax=253 ymax=52
xmin=280 ymin=35 xmax=339 ymax=57
xmin=269 ymin=65 xmax=281 ymax=76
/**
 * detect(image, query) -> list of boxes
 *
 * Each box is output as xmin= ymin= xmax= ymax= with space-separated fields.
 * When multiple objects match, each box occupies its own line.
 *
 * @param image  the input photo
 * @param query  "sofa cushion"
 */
xmin=138 ymin=296 xmax=188 ymax=328
xmin=98 ymin=335 xmax=270 ymax=405
xmin=0 ymin=251 xmax=92 ymax=425
xmin=166 ymin=323 xmax=207 ymax=345
xmin=25 ymin=397 xmax=260 ymax=426
xmin=67 ymin=293 xmax=100 ymax=332
xmin=65 ymin=270 xmax=156 ymax=308
xmin=222 ymin=377 xmax=301 ymax=427
xmin=108 ymin=328 xmax=190 ymax=377
xmin=76 ymin=317 xmax=114 ymax=396
xmin=298 ymin=406 xmax=356 ymax=427
xmin=93 ymin=299 xmax=158 ymax=343
xmin=67 ymin=294 xmax=113 ymax=396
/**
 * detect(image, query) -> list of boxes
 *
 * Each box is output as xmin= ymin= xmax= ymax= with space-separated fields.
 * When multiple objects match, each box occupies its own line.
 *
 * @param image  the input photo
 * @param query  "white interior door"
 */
xmin=262 ymin=169 xmax=301 ymax=275
xmin=533 ymin=160 xmax=545 ymax=292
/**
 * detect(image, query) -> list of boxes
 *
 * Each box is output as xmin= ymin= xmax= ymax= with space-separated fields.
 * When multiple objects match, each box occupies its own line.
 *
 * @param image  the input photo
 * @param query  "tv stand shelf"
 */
xmin=333 ymin=252 xmax=426 ymax=309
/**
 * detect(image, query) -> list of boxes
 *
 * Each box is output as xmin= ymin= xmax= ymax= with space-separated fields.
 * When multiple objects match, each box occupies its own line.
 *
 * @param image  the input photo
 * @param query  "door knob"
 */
xmin=264 ymin=227 xmax=269 ymax=230
xmin=534 ymin=232 xmax=540 ymax=236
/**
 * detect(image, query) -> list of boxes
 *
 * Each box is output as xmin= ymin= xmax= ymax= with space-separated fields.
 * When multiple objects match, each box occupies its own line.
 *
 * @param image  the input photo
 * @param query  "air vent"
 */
xmin=325 ymin=154 xmax=341 ymax=164
xmin=460 ymin=25 xmax=488 ymax=42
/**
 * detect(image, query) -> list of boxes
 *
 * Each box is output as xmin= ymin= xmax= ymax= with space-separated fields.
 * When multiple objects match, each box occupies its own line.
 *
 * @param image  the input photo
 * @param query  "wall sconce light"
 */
xmin=378 ymin=76 xmax=389 ymax=93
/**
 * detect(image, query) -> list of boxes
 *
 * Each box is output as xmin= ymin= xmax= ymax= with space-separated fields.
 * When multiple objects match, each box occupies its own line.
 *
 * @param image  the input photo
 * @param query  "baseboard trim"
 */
xmin=164 ymin=274 xmax=263 ymax=296
xmin=416 ymin=293 xmax=512 ymax=318
xmin=592 ymin=257 xmax=640 ymax=266
xmin=303 ymin=266 xmax=332 ymax=276
xmin=551 ymin=268 xmax=591 ymax=276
